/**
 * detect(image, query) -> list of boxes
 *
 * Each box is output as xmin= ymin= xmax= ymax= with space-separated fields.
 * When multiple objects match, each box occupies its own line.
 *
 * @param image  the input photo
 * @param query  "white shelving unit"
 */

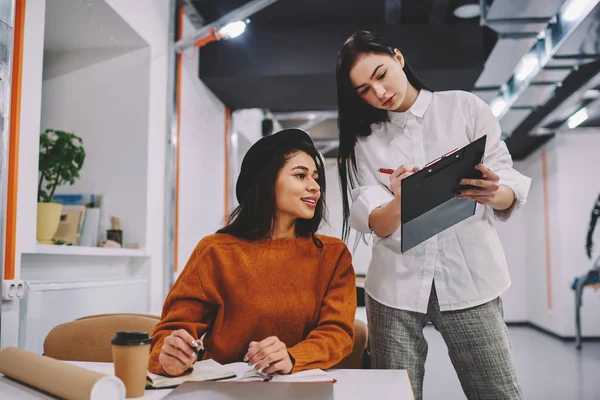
xmin=28 ymin=244 xmax=147 ymax=258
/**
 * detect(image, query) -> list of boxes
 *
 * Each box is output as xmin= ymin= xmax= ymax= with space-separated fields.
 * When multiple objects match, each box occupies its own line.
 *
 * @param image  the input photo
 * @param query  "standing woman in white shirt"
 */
xmin=336 ymin=31 xmax=531 ymax=400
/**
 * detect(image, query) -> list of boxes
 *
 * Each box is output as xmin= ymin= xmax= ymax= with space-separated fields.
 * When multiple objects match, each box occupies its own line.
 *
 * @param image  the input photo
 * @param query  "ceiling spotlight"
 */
xmin=514 ymin=54 xmax=539 ymax=83
xmin=583 ymin=89 xmax=600 ymax=100
xmin=191 ymin=20 xmax=249 ymax=49
xmin=567 ymin=107 xmax=588 ymax=129
xmin=562 ymin=0 xmax=597 ymax=22
xmin=490 ymin=97 xmax=507 ymax=118
xmin=218 ymin=20 xmax=247 ymax=39
xmin=453 ymin=4 xmax=481 ymax=19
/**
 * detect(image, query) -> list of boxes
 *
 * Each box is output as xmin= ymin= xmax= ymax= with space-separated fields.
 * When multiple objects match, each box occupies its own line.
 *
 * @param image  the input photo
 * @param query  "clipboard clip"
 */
xmin=423 ymin=147 xmax=462 ymax=175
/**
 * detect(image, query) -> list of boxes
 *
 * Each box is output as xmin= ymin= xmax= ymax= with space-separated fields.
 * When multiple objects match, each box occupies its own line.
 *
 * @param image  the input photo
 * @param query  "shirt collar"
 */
xmin=387 ymin=89 xmax=433 ymax=126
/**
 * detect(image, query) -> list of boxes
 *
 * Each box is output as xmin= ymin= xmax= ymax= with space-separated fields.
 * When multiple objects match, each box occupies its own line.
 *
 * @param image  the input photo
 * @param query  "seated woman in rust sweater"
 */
xmin=149 ymin=128 xmax=356 ymax=377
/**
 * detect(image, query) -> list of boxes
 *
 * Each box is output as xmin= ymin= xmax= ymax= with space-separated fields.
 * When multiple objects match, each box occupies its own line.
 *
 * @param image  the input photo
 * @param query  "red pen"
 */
xmin=378 ymin=168 xmax=394 ymax=174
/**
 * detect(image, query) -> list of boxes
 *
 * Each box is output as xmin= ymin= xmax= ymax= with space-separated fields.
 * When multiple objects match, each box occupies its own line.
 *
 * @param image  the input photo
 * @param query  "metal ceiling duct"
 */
xmin=473 ymin=0 xmax=600 ymax=138
xmin=525 ymin=60 xmax=600 ymax=133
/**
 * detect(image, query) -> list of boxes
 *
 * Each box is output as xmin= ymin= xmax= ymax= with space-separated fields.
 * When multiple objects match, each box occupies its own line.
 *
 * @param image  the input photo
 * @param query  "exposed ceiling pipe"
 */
xmin=180 ymin=0 xmax=204 ymax=29
xmin=482 ymin=0 xmax=600 ymax=128
xmin=479 ymin=0 xmax=549 ymax=27
xmin=518 ymin=60 xmax=600 ymax=135
xmin=271 ymin=111 xmax=338 ymax=121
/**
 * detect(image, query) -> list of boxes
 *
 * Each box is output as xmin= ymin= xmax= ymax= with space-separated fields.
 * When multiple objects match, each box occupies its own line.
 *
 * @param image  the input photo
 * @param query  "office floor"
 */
xmin=421 ymin=325 xmax=600 ymax=399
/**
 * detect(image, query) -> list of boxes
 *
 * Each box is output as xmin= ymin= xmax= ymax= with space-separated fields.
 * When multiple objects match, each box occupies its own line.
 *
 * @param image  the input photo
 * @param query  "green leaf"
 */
xmin=38 ymin=129 xmax=86 ymax=202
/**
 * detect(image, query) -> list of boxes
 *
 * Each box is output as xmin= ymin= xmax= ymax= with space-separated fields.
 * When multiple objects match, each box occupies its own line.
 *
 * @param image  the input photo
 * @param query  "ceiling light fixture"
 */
xmin=453 ymin=4 xmax=481 ymax=19
xmin=567 ymin=108 xmax=588 ymax=129
xmin=218 ymin=20 xmax=248 ymax=39
xmin=562 ymin=0 xmax=597 ymax=22
xmin=175 ymin=0 xmax=279 ymax=52
xmin=490 ymin=98 xmax=507 ymax=118
xmin=583 ymin=89 xmax=600 ymax=100
xmin=514 ymin=54 xmax=539 ymax=83
xmin=193 ymin=19 xmax=250 ymax=48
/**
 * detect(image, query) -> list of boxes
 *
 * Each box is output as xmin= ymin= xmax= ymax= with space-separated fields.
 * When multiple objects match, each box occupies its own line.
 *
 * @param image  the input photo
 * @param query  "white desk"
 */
xmin=0 ymin=361 xmax=414 ymax=399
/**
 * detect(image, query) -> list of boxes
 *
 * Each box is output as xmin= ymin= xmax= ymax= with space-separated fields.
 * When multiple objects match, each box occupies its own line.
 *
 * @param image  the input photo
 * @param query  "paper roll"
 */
xmin=0 ymin=347 xmax=125 ymax=400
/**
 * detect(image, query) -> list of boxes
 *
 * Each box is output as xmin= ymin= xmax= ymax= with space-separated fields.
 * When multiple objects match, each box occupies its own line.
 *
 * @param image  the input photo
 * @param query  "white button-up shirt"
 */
xmin=350 ymin=89 xmax=531 ymax=313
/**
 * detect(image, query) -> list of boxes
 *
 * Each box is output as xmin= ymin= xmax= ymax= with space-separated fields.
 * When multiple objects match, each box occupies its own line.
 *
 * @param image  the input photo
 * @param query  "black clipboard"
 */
xmin=400 ymin=135 xmax=487 ymax=253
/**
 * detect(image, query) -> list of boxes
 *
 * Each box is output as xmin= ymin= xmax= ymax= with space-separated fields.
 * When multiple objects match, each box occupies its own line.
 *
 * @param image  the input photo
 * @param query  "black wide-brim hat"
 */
xmin=236 ymin=128 xmax=315 ymax=204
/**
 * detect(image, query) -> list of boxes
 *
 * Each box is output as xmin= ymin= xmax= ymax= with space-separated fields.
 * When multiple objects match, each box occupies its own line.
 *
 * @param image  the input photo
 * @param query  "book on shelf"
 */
xmin=52 ymin=194 xmax=101 ymax=208
xmin=52 ymin=205 xmax=85 ymax=245
xmin=52 ymin=194 xmax=103 ymax=246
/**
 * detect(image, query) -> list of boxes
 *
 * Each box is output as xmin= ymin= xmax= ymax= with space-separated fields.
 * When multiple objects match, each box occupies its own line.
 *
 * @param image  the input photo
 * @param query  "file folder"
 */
xmin=400 ymin=135 xmax=487 ymax=253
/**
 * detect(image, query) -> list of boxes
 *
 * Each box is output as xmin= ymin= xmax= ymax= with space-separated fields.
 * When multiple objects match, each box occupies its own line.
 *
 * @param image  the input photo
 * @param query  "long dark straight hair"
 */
xmin=217 ymin=141 xmax=327 ymax=248
xmin=336 ymin=30 xmax=431 ymax=241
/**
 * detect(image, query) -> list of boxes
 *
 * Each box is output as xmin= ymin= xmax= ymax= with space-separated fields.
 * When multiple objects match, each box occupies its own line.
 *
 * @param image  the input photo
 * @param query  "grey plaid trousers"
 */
xmin=366 ymin=283 xmax=523 ymax=400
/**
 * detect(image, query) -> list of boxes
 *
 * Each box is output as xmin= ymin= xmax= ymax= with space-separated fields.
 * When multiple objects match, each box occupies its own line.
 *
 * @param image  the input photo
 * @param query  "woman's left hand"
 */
xmin=457 ymin=164 xmax=500 ymax=205
xmin=244 ymin=336 xmax=293 ymax=375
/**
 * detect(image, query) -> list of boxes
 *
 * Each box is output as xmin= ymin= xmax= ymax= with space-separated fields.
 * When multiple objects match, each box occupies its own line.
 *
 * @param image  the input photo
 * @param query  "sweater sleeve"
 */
xmin=287 ymin=246 xmax=356 ymax=372
xmin=148 ymin=246 xmax=214 ymax=375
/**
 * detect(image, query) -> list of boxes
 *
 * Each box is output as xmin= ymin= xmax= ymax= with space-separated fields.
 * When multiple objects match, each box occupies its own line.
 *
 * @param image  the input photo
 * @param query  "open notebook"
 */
xmin=146 ymin=359 xmax=236 ymax=389
xmin=147 ymin=359 xmax=335 ymax=388
xmin=223 ymin=362 xmax=335 ymax=383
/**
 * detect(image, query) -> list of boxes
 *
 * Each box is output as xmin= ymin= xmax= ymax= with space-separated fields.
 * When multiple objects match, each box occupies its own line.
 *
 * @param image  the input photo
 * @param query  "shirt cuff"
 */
xmin=494 ymin=169 xmax=532 ymax=221
xmin=349 ymin=185 xmax=393 ymax=233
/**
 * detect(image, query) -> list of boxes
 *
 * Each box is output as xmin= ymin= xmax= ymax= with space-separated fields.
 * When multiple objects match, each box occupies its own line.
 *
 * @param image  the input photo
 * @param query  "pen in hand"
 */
xmin=190 ymin=336 xmax=205 ymax=360
xmin=378 ymin=167 xmax=420 ymax=175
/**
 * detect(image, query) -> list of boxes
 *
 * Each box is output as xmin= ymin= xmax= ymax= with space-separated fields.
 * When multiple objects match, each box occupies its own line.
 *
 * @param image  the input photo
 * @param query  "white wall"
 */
xmin=177 ymin=16 xmax=226 ymax=271
xmin=233 ymin=109 xmax=264 ymax=144
xmin=519 ymin=140 xmax=566 ymax=335
xmin=505 ymin=132 xmax=600 ymax=337
xmin=555 ymin=132 xmax=600 ymax=336
xmin=41 ymin=48 xmax=150 ymax=247
xmin=106 ymin=0 xmax=170 ymax=313
xmin=229 ymin=109 xmax=264 ymax=210
xmin=495 ymin=182 xmax=528 ymax=322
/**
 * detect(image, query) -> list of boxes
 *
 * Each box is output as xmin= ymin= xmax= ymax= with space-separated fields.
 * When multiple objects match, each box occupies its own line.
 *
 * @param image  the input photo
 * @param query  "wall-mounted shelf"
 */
xmin=26 ymin=244 xmax=147 ymax=258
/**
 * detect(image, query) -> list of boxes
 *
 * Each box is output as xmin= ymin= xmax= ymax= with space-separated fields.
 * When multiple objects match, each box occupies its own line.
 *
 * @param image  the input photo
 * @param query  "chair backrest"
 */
xmin=332 ymin=319 xmax=369 ymax=369
xmin=43 ymin=313 xmax=160 ymax=362
xmin=44 ymin=313 xmax=369 ymax=368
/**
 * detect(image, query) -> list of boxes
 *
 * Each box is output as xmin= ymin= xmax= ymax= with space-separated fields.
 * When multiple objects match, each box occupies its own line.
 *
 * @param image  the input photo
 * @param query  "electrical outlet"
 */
xmin=2 ymin=280 xmax=18 ymax=300
xmin=16 ymin=280 xmax=25 ymax=298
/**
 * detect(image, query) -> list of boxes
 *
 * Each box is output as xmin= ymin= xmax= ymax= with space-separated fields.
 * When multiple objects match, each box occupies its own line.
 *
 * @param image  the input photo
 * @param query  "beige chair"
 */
xmin=44 ymin=313 xmax=368 ymax=368
xmin=332 ymin=319 xmax=368 ymax=369
xmin=43 ymin=313 xmax=160 ymax=362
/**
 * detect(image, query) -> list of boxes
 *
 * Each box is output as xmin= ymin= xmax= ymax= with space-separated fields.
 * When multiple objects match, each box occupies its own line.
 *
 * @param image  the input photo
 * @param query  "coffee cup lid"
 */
xmin=110 ymin=331 xmax=152 ymax=346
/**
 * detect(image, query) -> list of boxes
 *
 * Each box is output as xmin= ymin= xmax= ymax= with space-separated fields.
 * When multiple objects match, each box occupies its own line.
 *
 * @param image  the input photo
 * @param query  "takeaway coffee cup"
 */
xmin=111 ymin=332 xmax=152 ymax=398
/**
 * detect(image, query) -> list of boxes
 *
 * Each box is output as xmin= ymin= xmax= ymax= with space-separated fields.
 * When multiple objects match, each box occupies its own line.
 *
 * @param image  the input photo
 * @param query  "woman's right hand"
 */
xmin=389 ymin=165 xmax=419 ymax=198
xmin=158 ymin=329 xmax=198 ymax=376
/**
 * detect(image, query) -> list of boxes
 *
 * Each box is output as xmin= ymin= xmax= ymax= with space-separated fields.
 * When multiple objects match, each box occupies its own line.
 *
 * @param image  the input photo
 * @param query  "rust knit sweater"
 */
xmin=148 ymin=233 xmax=356 ymax=375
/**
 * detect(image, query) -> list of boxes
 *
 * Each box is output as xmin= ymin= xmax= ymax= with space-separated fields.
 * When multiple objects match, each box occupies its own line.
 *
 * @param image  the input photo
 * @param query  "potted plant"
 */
xmin=36 ymin=129 xmax=86 ymax=244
